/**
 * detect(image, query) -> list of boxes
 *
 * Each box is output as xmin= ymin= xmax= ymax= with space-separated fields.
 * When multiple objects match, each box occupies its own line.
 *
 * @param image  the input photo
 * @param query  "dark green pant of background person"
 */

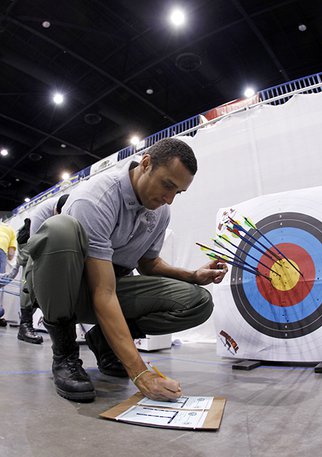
xmin=17 ymin=243 xmax=43 ymax=344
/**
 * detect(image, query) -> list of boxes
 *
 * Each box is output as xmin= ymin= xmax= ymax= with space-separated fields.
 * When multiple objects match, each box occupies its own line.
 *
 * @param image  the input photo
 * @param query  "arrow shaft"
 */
xmin=215 ymin=239 xmax=268 ymax=274
xmin=217 ymin=236 xmax=281 ymax=277
xmin=241 ymin=215 xmax=303 ymax=277
xmin=206 ymin=253 xmax=271 ymax=281
xmin=198 ymin=242 xmax=271 ymax=280
xmin=227 ymin=227 xmax=277 ymax=262
xmin=255 ymin=229 xmax=303 ymax=277
xmin=198 ymin=242 xmax=257 ymax=271
xmin=229 ymin=220 xmax=281 ymax=261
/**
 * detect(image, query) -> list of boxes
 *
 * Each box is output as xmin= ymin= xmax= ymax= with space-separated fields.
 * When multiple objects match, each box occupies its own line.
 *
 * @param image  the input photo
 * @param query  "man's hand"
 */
xmin=193 ymin=260 xmax=228 ymax=285
xmin=0 ymin=263 xmax=20 ymax=288
xmin=135 ymin=371 xmax=182 ymax=401
xmin=7 ymin=247 xmax=16 ymax=261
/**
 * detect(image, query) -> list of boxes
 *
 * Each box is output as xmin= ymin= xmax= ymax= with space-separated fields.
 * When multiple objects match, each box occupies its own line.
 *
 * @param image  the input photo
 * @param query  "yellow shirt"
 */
xmin=0 ymin=224 xmax=17 ymax=254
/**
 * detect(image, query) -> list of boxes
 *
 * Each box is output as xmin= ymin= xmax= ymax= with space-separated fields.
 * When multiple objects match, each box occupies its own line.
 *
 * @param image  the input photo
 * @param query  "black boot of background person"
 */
xmin=18 ymin=307 xmax=43 ymax=344
xmin=85 ymin=324 xmax=131 ymax=378
xmin=44 ymin=318 xmax=96 ymax=402
xmin=0 ymin=306 xmax=6 ymax=326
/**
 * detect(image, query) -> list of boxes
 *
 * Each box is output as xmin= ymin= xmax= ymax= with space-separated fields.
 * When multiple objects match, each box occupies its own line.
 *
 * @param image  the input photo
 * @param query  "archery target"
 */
xmin=213 ymin=186 xmax=322 ymax=362
xmin=231 ymin=212 xmax=322 ymax=339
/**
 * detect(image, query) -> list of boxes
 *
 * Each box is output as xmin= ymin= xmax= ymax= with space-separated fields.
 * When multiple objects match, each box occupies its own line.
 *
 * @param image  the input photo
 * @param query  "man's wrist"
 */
xmin=190 ymin=270 xmax=198 ymax=284
xmin=125 ymin=353 xmax=149 ymax=380
xmin=131 ymin=369 xmax=150 ymax=385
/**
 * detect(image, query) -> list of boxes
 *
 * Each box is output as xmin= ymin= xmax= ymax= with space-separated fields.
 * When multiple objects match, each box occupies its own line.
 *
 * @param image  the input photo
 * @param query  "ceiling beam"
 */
xmin=1 ymin=46 xmax=132 ymax=127
xmin=5 ymin=16 xmax=177 ymax=124
xmin=0 ymin=163 xmax=52 ymax=186
xmin=0 ymin=112 xmax=100 ymax=158
xmin=231 ymin=0 xmax=290 ymax=81
xmin=0 ymin=122 xmax=91 ymax=157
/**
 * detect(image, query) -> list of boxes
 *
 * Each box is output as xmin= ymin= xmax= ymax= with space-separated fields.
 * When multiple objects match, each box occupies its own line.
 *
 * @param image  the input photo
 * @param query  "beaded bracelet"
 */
xmin=132 ymin=369 xmax=150 ymax=385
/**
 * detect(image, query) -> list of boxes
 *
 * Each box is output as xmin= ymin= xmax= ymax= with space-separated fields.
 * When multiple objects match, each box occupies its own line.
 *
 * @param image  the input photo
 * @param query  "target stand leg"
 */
xmin=232 ymin=360 xmax=262 ymax=371
xmin=314 ymin=363 xmax=322 ymax=373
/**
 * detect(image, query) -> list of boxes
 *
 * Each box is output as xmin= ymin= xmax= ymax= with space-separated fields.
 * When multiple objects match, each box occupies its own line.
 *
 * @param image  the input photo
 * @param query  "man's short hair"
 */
xmin=148 ymin=138 xmax=197 ymax=175
xmin=56 ymin=194 xmax=69 ymax=214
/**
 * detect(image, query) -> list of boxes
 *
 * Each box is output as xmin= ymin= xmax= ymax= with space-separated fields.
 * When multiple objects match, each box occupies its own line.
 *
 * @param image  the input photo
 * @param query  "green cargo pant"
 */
xmin=25 ymin=215 xmax=214 ymax=335
xmin=17 ymin=243 xmax=32 ymax=310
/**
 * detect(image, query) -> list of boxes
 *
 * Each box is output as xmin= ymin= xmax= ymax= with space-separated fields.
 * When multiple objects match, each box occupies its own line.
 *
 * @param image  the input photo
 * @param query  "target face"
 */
xmin=231 ymin=212 xmax=322 ymax=339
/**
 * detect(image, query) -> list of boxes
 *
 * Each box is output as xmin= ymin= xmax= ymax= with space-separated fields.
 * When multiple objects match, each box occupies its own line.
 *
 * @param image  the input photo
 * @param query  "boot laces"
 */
xmin=26 ymin=323 xmax=38 ymax=335
xmin=66 ymin=358 xmax=86 ymax=375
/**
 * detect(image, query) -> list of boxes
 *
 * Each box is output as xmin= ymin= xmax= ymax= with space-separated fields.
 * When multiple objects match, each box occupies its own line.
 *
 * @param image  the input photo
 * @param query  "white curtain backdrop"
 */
xmin=6 ymin=92 xmax=322 ymax=341
xmin=169 ymin=92 xmax=322 ymax=341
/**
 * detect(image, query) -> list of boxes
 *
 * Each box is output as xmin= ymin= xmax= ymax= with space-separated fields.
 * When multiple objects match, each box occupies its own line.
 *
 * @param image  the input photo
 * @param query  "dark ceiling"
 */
xmin=0 ymin=0 xmax=321 ymax=211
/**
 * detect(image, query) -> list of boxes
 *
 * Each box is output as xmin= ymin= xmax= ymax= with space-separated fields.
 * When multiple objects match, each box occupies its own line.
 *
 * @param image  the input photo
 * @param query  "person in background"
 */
xmin=0 ymin=195 xmax=69 ymax=338
xmin=16 ymin=194 xmax=69 ymax=343
xmin=14 ymin=218 xmax=43 ymax=344
xmin=29 ymin=194 xmax=70 ymax=237
xmin=25 ymin=138 xmax=228 ymax=403
xmin=0 ymin=222 xmax=17 ymax=326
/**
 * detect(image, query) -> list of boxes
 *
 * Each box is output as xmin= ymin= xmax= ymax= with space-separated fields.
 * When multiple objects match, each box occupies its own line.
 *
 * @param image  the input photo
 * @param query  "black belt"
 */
xmin=113 ymin=264 xmax=133 ymax=277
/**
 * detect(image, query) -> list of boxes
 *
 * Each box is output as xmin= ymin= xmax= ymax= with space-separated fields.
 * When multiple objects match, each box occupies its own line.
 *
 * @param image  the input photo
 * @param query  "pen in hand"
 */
xmin=147 ymin=361 xmax=182 ymax=396
xmin=147 ymin=361 xmax=167 ymax=379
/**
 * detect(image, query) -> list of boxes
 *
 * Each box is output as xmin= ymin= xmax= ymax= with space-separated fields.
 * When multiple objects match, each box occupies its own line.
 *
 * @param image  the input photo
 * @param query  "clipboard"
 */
xmin=99 ymin=392 xmax=226 ymax=430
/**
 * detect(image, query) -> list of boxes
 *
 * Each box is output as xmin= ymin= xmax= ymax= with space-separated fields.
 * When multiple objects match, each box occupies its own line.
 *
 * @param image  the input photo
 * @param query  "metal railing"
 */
xmin=117 ymin=115 xmax=200 ymax=161
xmin=259 ymin=72 xmax=322 ymax=105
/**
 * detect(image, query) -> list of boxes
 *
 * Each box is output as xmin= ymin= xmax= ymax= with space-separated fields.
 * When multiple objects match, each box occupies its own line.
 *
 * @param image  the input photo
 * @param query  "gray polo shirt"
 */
xmin=62 ymin=160 xmax=170 ymax=269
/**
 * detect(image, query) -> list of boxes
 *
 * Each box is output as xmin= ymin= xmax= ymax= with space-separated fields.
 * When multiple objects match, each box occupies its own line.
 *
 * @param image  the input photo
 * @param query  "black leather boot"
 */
xmin=85 ymin=325 xmax=129 ymax=378
xmin=18 ymin=307 xmax=43 ymax=344
xmin=44 ymin=319 xmax=96 ymax=402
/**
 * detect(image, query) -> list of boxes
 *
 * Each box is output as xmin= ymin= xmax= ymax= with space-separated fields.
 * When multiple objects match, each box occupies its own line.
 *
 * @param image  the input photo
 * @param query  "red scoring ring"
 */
xmin=256 ymin=243 xmax=315 ymax=307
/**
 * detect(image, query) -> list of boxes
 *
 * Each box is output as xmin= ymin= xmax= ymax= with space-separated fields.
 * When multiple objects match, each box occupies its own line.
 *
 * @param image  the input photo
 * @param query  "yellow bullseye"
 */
xmin=270 ymin=259 xmax=301 ymax=291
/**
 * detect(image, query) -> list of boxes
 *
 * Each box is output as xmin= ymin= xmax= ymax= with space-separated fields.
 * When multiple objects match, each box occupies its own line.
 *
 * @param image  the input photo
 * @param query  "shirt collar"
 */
xmin=119 ymin=160 xmax=142 ymax=210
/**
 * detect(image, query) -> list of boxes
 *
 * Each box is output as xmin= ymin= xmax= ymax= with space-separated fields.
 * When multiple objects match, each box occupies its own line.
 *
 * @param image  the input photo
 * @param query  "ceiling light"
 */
xmin=52 ymin=92 xmax=64 ymax=105
xmin=244 ymin=87 xmax=255 ymax=98
xmin=42 ymin=21 xmax=51 ymax=28
xmin=24 ymin=197 xmax=30 ymax=203
xmin=61 ymin=172 xmax=70 ymax=180
xmin=60 ymin=144 xmax=66 ymax=148
xmin=169 ymin=8 xmax=186 ymax=27
xmin=0 ymin=148 xmax=8 ymax=156
xmin=298 ymin=24 xmax=307 ymax=32
xmin=146 ymin=88 xmax=154 ymax=95
xmin=130 ymin=136 xmax=140 ymax=146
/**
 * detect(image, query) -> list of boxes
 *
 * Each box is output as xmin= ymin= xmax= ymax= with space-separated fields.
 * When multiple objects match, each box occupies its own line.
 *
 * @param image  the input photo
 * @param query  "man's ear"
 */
xmin=141 ymin=154 xmax=151 ymax=172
